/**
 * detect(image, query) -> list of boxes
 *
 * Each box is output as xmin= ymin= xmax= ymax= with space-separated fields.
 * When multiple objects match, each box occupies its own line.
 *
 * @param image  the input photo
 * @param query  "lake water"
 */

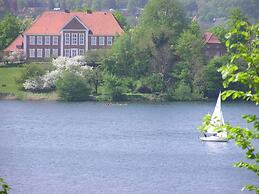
xmin=0 ymin=101 xmax=258 ymax=194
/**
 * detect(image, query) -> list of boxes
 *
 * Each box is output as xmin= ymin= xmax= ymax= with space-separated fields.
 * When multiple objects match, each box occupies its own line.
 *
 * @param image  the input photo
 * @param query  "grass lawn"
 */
xmin=0 ymin=65 xmax=59 ymax=100
xmin=0 ymin=66 xmax=24 ymax=94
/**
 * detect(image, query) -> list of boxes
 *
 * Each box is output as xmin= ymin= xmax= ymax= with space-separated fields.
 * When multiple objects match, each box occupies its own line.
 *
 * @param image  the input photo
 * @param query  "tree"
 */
xmin=127 ymin=0 xmax=137 ymax=14
xmin=200 ymin=19 xmax=259 ymax=193
xmin=91 ymin=0 xmax=102 ymax=11
xmin=112 ymin=10 xmax=128 ymax=30
xmin=103 ymin=32 xmax=136 ymax=77
xmin=73 ymin=6 xmax=92 ymax=12
xmin=209 ymin=26 xmax=228 ymax=44
xmin=56 ymin=72 xmax=91 ymax=101
xmin=139 ymin=0 xmax=188 ymax=37
xmin=0 ymin=14 xmax=20 ymax=50
xmin=103 ymin=73 xmax=126 ymax=101
xmin=174 ymin=23 xmax=204 ymax=93
xmin=198 ymin=56 xmax=227 ymax=98
xmin=19 ymin=16 xmax=33 ymax=32
xmin=228 ymin=8 xmax=248 ymax=28
xmin=102 ymin=0 xmax=116 ymax=9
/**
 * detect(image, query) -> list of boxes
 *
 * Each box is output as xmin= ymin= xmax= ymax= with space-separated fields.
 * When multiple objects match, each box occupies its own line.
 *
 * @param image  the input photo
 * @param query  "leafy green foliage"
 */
xmin=219 ymin=21 xmax=259 ymax=104
xmin=0 ymin=177 xmax=10 ymax=194
xmin=136 ymin=74 xmax=164 ymax=94
xmin=198 ymin=114 xmax=212 ymax=133
xmin=0 ymin=14 xmax=20 ymax=50
xmin=16 ymin=63 xmax=51 ymax=86
xmin=200 ymin=18 xmax=259 ymax=192
xmin=56 ymin=72 xmax=91 ymax=101
xmin=103 ymin=73 xmax=126 ymax=101
xmin=173 ymin=82 xmax=192 ymax=101
xmin=85 ymin=49 xmax=108 ymax=66
xmin=112 ymin=10 xmax=128 ymax=30
xmin=82 ymin=67 xmax=103 ymax=94
xmin=199 ymin=56 xmax=227 ymax=98
xmin=209 ymin=26 xmax=228 ymax=44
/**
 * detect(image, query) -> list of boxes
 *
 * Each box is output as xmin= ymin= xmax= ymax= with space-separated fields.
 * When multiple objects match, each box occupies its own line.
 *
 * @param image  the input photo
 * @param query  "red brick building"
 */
xmin=203 ymin=32 xmax=226 ymax=60
xmin=4 ymin=10 xmax=124 ymax=59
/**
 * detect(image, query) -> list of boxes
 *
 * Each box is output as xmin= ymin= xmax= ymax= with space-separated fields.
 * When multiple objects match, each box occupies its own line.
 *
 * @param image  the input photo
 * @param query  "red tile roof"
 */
xmin=24 ymin=11 xmax=124 ymax=36
xmin=4 ymin=34 xmax=23 ymax=52
xmin=203 ymin=32 xmax=221 ymax=44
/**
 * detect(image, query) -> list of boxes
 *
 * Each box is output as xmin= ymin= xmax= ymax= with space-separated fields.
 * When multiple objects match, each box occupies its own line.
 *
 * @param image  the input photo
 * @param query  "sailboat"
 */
xmin=200 ymin=92 xmax=228 ymax=142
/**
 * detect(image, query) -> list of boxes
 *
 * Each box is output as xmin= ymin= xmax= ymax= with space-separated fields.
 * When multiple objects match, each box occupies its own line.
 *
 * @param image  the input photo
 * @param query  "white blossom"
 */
xmin=23 ymin=56 xmax=93 ymax=92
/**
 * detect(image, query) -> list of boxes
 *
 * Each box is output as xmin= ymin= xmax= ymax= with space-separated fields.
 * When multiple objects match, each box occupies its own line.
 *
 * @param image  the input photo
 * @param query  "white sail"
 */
xmin=207 ymin=92 xmax=225 ymax=134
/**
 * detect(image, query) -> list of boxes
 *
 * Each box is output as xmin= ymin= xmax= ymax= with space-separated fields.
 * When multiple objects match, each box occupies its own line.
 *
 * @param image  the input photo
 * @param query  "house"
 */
xmin=203 ymin=32 xmax=226 ymax=60
xmin=4 ymin=10 xmax=124 ymax=60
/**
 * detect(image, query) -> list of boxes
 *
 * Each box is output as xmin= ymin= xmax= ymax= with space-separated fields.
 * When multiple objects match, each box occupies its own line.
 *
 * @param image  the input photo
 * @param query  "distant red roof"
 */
xmin=203 ymin=32 xmax=221 ymax=44
xmin=4 ymin=34 xmax=23 ymax=52
xmin=24 ymin=11 xmax=124 ymax=36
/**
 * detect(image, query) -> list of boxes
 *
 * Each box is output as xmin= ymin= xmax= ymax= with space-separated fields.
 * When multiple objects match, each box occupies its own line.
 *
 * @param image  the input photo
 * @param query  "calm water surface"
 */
xmin=0 ymin=101 xmax=258 ymax=194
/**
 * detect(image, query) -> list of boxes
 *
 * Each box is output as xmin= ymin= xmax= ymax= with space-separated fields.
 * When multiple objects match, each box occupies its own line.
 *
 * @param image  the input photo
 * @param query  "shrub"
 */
xmin=103 ymin=74 xmax=126 ymax=101
xmin=16 ymin=63 xmax=49 ymax=85
xmin=3 ymin=52 xmax=25 ymax=64
xmin=84 ymin=49 xmax=108 ymax=67
xmin=173 ymin=82 xmax=192 ymax=101
xmin=56 ymin=72 xmax=91 ymax=101
xmin=136 ymin=74 xmax=164 ymax=93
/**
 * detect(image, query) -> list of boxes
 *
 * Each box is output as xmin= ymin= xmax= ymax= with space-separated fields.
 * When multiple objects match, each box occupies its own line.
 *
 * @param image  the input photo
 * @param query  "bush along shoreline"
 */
xmin=0 ymin=54 xmax=243 ymax=103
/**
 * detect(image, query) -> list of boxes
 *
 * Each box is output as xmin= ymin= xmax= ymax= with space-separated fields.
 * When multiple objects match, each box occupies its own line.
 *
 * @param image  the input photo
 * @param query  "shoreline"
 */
xmin=0 ymin=92 xmax=243 ymax=103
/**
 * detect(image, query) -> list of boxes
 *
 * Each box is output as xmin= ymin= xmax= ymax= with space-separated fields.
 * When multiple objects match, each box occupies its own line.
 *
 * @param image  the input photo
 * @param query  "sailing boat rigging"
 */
xmin=200 ymin=92 xmax=228 ymax=142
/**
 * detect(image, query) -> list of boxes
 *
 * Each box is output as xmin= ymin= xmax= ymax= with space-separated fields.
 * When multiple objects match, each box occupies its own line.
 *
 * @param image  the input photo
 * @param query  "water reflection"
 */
xmin=0 ymin=101 xmax=258 ymax=194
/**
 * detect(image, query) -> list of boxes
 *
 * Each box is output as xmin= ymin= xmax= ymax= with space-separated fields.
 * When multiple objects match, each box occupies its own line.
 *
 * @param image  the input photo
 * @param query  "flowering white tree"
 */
xmin=23 ymin=56 xmax=93 ymax=92
xmin=4 ymin=51 xmax=25 ymax=64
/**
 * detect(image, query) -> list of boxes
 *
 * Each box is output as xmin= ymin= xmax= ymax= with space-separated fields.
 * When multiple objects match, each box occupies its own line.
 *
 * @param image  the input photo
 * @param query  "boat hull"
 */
xmin=200 ymin=136 xmax=228 ymax=142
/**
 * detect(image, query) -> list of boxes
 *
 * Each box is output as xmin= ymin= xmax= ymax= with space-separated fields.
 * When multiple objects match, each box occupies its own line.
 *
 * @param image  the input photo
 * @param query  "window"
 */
xmin=45 ymin=49 xmax=50 ymax=58
xmin=71 ymin=49 xmax=78 ymax=57
xmin=64 ymin=49 xmax=71 ymax=57
xmin=37 ymin=49 xmax=43 ymax=58
xmin=65 ymin=33 xmax=70 ymax=45
xmin=72 ymin=33 xmax=78 ymax=45
xmin=29 ymin=49 xmax=35 ymax=58
xmin=91 ymin=36 xmax=97 ymax=45
xmin=37 ymin=36 xmax=43 ymax=45
xmin=45 ymin=36 xmax=50 ymax=45
xmin=29 ymin=36 xmax=35 ymax=45
xmin=207 ymin=45 xmax=210 ymax=49
xmin=52 ymin=49 xmax=59 ymax=57
xmin=99 ymin=36 xmax=105 ymax=46
xmin=79 ymin=33 xmax=84 ymax=45
xmin=53 ymin=36 xmax=59 ymax=45
xmin=216 ymin=51 xmax=221 ymax=56
xmin=107 ymin=36 xmax=113 ymax=46
xmin=216 ymin=45 xmax=220 ymax=49
xmin=79 ymin=49 xmax=84 ymax=56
